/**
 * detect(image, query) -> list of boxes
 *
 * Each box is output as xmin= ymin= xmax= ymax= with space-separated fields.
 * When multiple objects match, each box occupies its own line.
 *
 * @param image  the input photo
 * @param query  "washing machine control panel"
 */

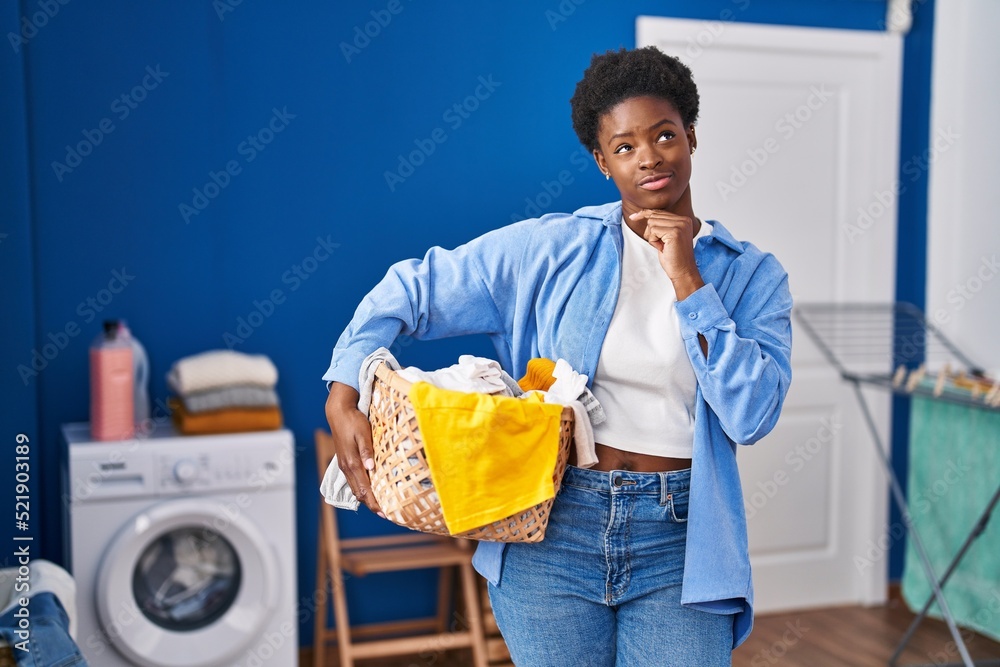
xmin=159 ymin=454 xmax=209 ymax=490
xmin=63 ymin=426 xmax=295 ymax=501
xmin=157 ymin=447 xmax=293 ymax=495
xmin=171 ymin=458 xmax=200 ymax=485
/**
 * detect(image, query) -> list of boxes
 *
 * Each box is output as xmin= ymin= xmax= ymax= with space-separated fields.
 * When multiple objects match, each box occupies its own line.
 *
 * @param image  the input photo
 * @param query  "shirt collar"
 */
xmin=700 ymin=219 xmax=745 ymax=253
xmin=588 ymin=201 xmax=745 ymax=254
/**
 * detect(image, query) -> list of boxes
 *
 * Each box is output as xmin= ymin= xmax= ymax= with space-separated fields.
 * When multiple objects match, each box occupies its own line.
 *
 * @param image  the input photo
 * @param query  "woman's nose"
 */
xmin=637 ymin=146 xmax=662 ymax=169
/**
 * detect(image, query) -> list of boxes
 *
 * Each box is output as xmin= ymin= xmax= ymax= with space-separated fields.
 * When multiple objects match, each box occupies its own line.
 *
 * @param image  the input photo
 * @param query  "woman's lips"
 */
xmin=638 ymin=175 xmax=672 ymax=191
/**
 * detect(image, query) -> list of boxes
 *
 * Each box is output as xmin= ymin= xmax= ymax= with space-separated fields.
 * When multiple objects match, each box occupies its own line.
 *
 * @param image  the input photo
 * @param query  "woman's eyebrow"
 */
xmin=608 ymin=118 xmax=678 ymax=142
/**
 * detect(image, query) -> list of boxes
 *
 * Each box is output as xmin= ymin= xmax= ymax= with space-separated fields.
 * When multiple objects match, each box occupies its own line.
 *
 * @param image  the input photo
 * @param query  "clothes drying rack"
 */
xmin=794 ymin=302 xmax=1000 ymax=667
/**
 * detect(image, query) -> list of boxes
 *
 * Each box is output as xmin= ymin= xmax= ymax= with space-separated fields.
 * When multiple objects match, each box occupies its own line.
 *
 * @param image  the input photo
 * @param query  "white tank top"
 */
xmin=590 ymin=219 xmax=712 ymax=458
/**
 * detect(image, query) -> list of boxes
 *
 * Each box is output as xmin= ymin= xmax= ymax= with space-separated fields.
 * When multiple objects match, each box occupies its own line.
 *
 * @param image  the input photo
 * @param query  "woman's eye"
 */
xmin=658 ymin=131 xmax=675 ymax=142
xmin=613 ymin=144 xmax=632 ymax=154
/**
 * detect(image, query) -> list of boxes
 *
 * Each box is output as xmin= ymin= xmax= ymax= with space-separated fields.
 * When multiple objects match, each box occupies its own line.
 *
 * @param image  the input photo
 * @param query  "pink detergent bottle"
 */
xmin=90 ymin=320 xmax=135 ymax=441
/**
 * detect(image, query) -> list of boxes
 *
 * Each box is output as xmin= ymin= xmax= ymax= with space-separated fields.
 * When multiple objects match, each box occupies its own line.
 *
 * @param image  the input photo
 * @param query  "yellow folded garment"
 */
xmin=408 ymin=382 xmax=564 ymax=535
xmin=518 ymin=358 xmax=557 ymax=392
xmin=168 ymin=397 xmax=283 ymax=435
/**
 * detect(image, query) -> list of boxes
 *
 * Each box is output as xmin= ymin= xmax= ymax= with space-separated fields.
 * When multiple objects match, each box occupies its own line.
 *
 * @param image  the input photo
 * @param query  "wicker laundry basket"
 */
xmin=368 ymin=362 xmax=573 ymax=542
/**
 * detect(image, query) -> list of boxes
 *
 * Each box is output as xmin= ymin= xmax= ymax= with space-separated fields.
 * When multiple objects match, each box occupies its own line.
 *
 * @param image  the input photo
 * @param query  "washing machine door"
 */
xmin=96 ymin=498 xmax=280 ymax=667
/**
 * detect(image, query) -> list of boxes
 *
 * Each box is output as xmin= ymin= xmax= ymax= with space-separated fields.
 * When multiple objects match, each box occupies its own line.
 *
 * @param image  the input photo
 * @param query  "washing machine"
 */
xmin=62 ymin=422 xmax=298 ymax=667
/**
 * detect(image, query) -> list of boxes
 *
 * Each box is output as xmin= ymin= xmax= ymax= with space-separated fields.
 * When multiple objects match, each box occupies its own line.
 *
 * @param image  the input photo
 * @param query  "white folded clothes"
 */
xmin=167 ymin=349 xmax=278 ymax=395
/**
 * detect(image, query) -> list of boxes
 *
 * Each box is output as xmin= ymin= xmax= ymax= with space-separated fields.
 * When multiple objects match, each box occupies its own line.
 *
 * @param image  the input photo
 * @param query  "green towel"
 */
xmin=902 ymin=396 xmax=1000 ymax=643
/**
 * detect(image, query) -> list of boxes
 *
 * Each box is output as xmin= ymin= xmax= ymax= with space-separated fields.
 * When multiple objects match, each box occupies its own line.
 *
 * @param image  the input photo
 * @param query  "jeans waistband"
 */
xmin=562 ymin=465 xmax=690 ymax=500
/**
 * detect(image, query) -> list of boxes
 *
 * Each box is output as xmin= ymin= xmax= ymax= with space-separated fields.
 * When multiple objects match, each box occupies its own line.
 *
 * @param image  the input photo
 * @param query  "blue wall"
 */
xmin=1 ymin=0 xmax=42 ymax=556
xmin=4 ymin=0 xmax=925 ymax=649
xmin=890 ymin=0 xmax=936 ymax=582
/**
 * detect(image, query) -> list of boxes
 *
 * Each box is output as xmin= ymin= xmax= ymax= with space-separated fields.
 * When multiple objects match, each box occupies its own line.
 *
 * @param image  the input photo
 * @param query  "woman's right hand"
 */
xmin=325 ymin=382 xmax=383 ymax=516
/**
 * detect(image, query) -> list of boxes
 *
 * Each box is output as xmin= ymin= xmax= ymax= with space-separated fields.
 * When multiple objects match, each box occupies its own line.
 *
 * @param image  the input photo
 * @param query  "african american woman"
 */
xmin=324 ymin=46 xmax=793 ymax=666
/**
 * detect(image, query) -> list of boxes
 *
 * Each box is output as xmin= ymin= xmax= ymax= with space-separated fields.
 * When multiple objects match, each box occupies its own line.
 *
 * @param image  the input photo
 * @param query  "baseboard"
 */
xmin=888 ymin=580 xmax=903 ymax=603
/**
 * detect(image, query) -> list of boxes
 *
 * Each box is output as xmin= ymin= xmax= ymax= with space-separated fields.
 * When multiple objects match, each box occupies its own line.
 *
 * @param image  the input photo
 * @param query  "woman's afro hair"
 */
xmin=570 ymin=47 xmax=700 ymax=152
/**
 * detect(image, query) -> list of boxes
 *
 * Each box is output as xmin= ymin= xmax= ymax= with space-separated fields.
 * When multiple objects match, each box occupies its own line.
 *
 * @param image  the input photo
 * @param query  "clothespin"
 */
xmin=906 ymin=364 xmax=926 ymax=393
xmin=986 ymin=380 xmax=1000 ymax=407
xmin=933 ymin=363 xmax=951 ymax=397
xmin=893 ymin=364 xmax=908 ymax=388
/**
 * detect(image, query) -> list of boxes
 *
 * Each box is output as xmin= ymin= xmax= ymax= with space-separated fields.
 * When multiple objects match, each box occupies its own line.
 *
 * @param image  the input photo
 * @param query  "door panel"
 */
xmin=638 ymin=17 xmax=902 ymax=611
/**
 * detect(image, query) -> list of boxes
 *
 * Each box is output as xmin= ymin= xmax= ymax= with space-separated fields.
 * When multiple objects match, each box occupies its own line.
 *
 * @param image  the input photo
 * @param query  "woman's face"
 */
xmin=593 ymin=95 xmax=697 ymax=216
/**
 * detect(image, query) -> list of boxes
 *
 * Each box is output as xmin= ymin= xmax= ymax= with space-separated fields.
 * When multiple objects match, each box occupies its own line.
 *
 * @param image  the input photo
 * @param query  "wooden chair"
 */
xmin=313 ymin=429 xmax=488 ymax=667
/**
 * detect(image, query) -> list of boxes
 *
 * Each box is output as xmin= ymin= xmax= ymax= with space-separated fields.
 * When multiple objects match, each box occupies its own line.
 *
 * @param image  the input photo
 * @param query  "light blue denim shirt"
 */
xmin=322 ymin=201 xmax=793 ymax=648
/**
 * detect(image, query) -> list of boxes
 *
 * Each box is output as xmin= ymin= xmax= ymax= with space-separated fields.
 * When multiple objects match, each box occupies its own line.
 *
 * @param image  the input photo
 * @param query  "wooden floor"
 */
xmin=732 ymin=597 xmax=1000 ymax=667
xmin=303 ymin=597 xmax=1000 ymax=666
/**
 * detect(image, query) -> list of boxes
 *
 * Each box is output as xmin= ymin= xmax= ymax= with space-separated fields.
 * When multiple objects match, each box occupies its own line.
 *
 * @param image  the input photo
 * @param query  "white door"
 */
xmin=638 ymin=17 xmax=902 ymax=611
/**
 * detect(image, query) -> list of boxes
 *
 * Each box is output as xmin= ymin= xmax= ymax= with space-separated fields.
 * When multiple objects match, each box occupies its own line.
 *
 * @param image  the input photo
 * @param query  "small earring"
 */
xmin=690 ymin=147 xmax=697 ymax=155
xmin=604 ymin=171 xmax=610 ymax=180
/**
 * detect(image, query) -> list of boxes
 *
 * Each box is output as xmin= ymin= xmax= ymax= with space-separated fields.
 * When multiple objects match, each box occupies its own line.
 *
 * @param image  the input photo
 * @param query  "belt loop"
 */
xmin=659 ymin=472 xmax=670 ymax=506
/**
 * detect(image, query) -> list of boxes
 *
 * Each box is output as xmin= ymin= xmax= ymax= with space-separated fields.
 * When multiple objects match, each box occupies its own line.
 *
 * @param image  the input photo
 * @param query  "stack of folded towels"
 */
xmin=167 ymin=350 xmax=282 ymax=435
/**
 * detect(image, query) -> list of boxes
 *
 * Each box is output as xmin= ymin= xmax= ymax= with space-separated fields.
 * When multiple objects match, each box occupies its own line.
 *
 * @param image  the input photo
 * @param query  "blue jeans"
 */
xmin=0 ymin=592 xmax=88 ymax=667
xmin=487 ymin=465 xmax=733 ymax=666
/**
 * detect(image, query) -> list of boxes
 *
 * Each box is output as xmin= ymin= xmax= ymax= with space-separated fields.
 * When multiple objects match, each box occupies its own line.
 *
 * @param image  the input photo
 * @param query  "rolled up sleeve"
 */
xmin=322 ymin=222 xmax=531 ymax=392
xmin=675 ymin=259 xmax=792 ymax=444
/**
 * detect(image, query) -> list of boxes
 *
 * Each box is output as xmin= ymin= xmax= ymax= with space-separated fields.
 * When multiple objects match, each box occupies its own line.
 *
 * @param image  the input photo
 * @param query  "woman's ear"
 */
xmin=687 ymin=126 xmax=698 ymax=154
xmin=592 ymin=149 xmax=608 ymax=177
